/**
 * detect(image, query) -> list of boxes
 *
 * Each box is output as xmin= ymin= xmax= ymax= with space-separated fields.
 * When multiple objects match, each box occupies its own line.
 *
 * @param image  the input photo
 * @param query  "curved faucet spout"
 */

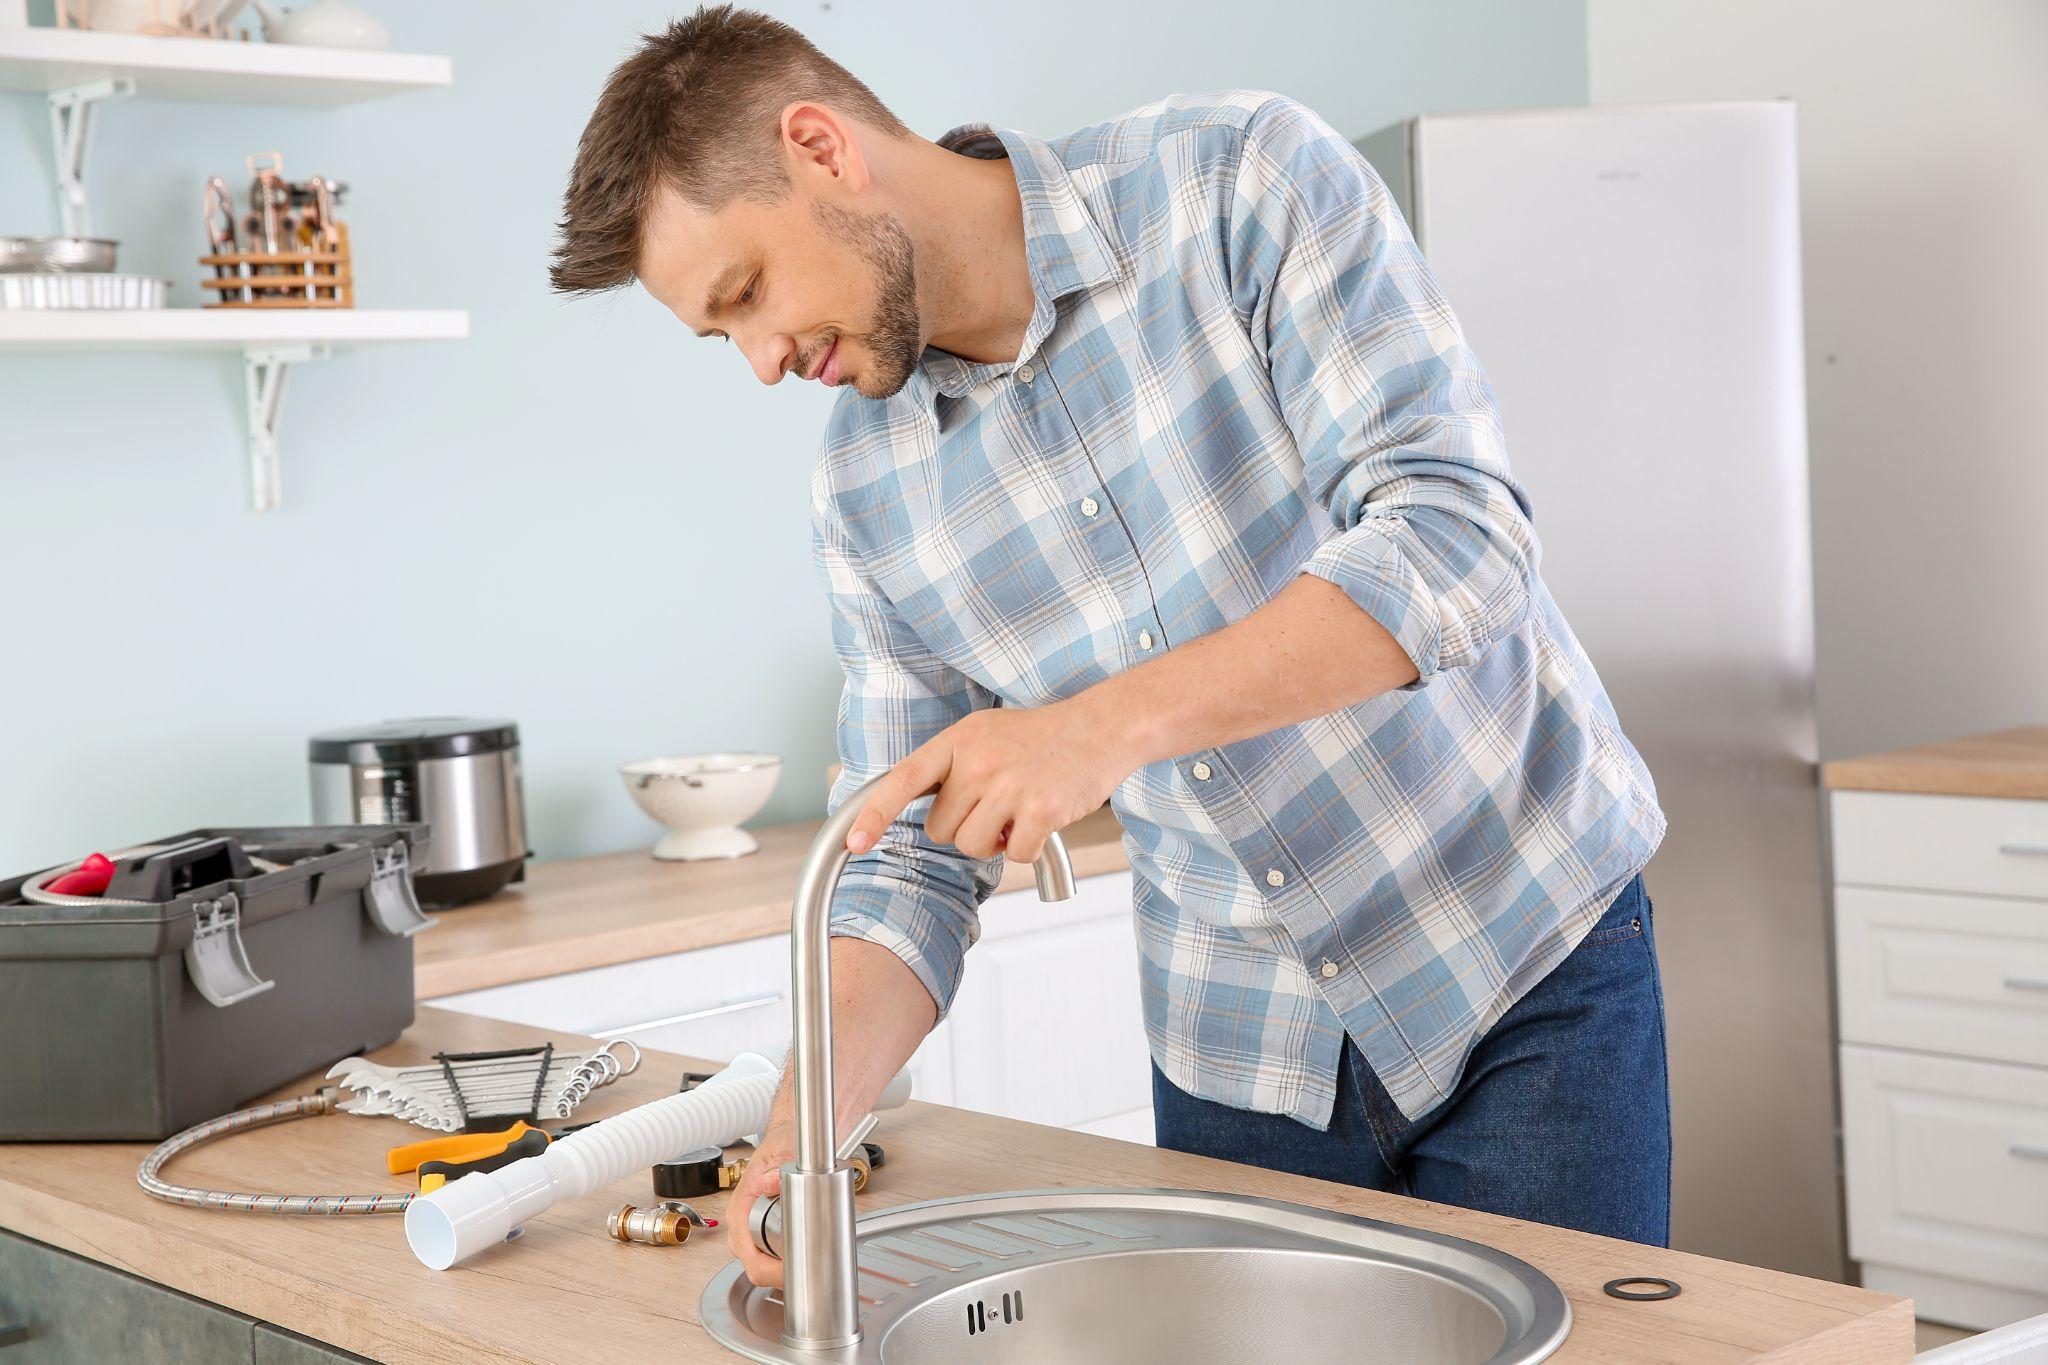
xmin=774 ymin=774 xmax=1077 ymax=1350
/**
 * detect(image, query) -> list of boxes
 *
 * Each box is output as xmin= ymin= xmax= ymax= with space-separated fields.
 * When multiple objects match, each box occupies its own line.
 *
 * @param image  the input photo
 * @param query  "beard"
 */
xmin=803 ymin=200 xmax=923 ymax=399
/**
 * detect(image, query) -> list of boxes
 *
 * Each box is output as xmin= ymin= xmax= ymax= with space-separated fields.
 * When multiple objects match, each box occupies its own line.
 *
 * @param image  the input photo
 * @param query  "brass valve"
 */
xmin=607 ymin=1200 xmax=712 ymax=1246
xmin=720 ymin=1141 xmax=885 ymax=1194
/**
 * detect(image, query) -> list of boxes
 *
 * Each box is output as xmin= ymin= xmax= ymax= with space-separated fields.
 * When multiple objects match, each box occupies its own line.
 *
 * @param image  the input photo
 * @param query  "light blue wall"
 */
xmin=0 ymin=1 xmax=1585 ymax=874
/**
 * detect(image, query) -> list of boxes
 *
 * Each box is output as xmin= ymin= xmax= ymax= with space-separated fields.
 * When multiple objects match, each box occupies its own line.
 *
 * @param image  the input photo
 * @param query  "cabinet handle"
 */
xmin=594 ymin=992 xmax=783 ymax=1039
xmin=2012 ymin=1144 xmax=2048 ymax=1164
xmin=2007 ymin=978 xmax=2048 ymax=994
xmin=1999 ymin=843 xmax=2048 ymax=858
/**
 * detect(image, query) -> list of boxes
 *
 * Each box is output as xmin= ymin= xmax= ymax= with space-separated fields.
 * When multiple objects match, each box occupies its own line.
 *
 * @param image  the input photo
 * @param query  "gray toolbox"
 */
xmin=0 ymin=825 xmax=433 ymax=1140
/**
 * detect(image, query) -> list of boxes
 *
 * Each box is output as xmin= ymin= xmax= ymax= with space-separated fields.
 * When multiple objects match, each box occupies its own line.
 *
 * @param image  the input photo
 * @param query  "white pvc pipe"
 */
xmin=404 ymin=1052 xmax=909 ymax=1270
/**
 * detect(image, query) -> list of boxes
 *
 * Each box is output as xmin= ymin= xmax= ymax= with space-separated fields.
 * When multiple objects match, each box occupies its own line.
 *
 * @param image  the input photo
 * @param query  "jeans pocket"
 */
xmin=1579 ymin=915 xmax=1645 ymax=946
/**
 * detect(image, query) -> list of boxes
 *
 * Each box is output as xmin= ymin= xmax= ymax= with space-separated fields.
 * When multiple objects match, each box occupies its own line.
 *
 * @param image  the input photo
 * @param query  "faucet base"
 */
xmin=779 ymin=1164 xmax=863 ymax=1350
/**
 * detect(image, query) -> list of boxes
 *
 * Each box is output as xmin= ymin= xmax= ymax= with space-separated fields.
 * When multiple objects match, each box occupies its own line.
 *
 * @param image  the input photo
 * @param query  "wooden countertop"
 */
xmin=415 ymin=805 xmax=1132 ymax=999
xmin=0 ymin=1009 xmax=1910 ymax=1363
xmin=1822 ymin=725 xmax=2048 ymax=800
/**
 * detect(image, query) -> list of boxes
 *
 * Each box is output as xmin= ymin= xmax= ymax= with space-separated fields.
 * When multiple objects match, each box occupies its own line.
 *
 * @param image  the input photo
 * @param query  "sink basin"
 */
xmin=699 ymin=1188 xmax=1571 ymax=1364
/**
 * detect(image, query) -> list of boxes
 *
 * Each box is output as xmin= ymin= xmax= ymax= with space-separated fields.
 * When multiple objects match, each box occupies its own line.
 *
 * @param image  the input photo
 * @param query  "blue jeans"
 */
xmin=1152 ymin=874 xmax=1672 ymax=1246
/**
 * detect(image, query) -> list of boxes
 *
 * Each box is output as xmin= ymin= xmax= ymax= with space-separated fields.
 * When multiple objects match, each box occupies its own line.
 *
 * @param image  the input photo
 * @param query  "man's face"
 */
xmin=639 ymin=184 xmax=923 ymax=399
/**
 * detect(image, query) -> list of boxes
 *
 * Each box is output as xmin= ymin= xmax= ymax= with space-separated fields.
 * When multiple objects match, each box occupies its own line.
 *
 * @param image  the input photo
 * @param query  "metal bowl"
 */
xmin=0 ymin=237 xmax=120 ymax=274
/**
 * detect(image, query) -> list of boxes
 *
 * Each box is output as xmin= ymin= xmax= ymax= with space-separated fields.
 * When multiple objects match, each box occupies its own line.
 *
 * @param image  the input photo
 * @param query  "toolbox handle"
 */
xmin=183 ymin=890 xmax=275 ymax=1007
xmin=364 ymin=841 xmax=434 ymax=938
xmin=106 ymin=836 xmax=253 ymax=903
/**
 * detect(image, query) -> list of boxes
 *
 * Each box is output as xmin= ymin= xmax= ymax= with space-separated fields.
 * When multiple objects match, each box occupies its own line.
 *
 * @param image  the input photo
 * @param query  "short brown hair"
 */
xmin=550 ymin=5 xmax=908 ymax=296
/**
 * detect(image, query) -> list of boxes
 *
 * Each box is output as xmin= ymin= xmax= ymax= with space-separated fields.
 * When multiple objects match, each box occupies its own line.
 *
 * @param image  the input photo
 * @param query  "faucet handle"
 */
xmin=835 ymin=1113 xmax=880 ymax=1165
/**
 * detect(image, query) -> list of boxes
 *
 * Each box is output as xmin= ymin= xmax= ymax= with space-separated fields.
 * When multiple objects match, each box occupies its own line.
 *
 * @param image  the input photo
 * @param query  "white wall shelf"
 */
xmin=3 ymin=309 xmax=470 ymax=509
xmin=0 ymin=308 xmax=469 ymax=349
xmin=0 ymin=26 xmax=451 ymax=106
xmin=2 ymin=25 xmax=461 ymax=511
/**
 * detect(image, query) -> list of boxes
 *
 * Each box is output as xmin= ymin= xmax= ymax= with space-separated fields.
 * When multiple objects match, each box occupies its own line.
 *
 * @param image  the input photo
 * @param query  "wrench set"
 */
xmin=325 ymin=1040 xmax=642 ymax=1133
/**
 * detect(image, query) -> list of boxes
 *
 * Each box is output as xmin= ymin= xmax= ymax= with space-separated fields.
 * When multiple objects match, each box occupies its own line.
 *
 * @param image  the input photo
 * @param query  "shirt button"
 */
xmin=1320 ymin=959 xmax=1339 ymax=979
xmin=1191 ymin=761 xmax=1212 ymax=781
xmin=1265 ymin=869 xmax=1285 ymax=888
xmin=1079 ymin=496 xmax=1100 ymax=518
xmin=1015 ymin=363 xmax=1035 ymax=384
xmin=1138 ymin=630 xmax=1155 ymax=650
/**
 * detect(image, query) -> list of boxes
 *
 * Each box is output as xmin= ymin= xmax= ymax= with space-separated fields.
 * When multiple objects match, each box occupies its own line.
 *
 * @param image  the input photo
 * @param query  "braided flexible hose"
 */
xmin=137 ymin=1088 xmax=412 ymax=1216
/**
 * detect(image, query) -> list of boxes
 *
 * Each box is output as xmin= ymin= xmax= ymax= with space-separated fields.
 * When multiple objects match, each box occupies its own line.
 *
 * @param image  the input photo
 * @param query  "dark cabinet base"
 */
xmin=0 ymin=1230 xmax=370 ymax=1364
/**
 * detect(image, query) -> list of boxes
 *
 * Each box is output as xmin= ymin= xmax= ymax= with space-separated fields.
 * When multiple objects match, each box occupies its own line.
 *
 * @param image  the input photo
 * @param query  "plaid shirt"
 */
xmin=814 ymin=91 xmax=1665 ymax=1127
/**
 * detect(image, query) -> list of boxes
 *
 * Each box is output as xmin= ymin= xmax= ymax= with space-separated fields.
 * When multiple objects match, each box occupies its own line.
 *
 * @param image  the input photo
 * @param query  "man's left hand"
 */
xmin=845 ymin=696 xmax=1136 ymax=863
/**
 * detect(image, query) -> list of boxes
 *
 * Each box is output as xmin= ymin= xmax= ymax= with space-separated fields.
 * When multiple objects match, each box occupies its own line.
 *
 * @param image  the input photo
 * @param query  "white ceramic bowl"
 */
xmin=620 ymin=753 xmax=782 ymax=861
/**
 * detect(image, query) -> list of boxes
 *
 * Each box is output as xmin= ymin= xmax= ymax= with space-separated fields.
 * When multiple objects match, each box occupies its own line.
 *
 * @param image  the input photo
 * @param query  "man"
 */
xmin=553 ymin=7 xmax=1670 ymax=1287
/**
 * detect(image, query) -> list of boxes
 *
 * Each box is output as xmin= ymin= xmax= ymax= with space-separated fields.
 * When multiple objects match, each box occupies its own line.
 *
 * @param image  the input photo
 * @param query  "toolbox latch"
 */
xmin=183 ymin=891 xmax=276 ymax=1007
xmin=365 ymin=842 xmax=434 ymax=938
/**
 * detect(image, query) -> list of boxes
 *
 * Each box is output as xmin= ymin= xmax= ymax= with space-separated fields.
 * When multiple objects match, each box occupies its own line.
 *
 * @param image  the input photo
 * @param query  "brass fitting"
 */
xmin=721 ymin=1141 xmax=883 ymax=1194
xmin=607 ymin=1200 xmax=710 ymax=1246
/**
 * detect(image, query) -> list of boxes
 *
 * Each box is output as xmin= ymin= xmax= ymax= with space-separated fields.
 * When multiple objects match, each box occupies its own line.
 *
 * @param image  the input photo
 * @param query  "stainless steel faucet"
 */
xmin=750 ymin=775 xmax=1077 ymax=1350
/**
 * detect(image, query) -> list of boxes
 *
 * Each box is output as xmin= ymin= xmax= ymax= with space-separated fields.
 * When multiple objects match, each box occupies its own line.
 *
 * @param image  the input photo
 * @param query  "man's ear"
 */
xmin=780 ymin=102 xmax=871 ymax=194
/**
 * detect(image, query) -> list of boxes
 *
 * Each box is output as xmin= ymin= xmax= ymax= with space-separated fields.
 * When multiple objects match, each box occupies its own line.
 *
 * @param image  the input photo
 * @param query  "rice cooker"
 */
xmin=308 ymin=717 xmax=528 ymax=906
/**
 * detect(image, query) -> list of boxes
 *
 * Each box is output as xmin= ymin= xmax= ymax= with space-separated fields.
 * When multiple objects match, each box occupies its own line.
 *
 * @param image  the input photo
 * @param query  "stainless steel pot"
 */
xmin=308 ymin=718 xmax=529 ymax=907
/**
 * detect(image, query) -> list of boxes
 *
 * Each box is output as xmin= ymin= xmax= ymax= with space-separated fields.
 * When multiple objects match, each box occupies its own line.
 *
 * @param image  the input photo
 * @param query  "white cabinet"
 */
xmin=948 ymin=901 xmax=1153 ymax=1130
xmin=433 ymin=933 xmax=786 ymax=1051
xmin=426 ymin=870 xmax=1149 ymax=1143
xmin=1835 ymin=886 xmax=2048 ymax=1068
xmin=1832 ymin=791 xmax=2048 ymax=1329
xmin=1840 ymin=1045 xmax=2048 ymax=1325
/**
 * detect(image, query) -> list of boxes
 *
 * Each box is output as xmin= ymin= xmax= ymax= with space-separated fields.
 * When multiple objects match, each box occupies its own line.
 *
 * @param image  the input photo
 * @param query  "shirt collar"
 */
xmin=917 ymin=122 xmax=1126 ymax=401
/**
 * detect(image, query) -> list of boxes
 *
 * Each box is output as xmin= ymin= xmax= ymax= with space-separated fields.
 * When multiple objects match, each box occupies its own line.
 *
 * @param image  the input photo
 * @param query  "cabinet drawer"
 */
xmin=1832 ymin=791 xmax=2048 ymax=899
xmin=0 ymin=1229 xmax=258 ymax=1363
xmin=1836 ymin=886 xmax=2048 ymax=1066
xmin=254 ymin=1326 xmax=373 ymax=1364
xmin=978 ymin=870 xmax=1133 ymax=943
xmin=427 ymin=933 xmax=962 ymax=1103
xmin=428 ymin=934 xmax=792 ymax=1065
xmin=1839 ymin=1045 xmax=2048 ymax=1297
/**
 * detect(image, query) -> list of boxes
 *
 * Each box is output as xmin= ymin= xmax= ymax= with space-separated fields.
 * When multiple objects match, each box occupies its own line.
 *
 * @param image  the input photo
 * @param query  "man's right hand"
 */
xmin=726 ymin=1120 xmax=795 ymax=1288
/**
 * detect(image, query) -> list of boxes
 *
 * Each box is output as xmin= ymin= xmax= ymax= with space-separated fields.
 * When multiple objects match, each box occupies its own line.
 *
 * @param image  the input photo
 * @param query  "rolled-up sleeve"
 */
xmin=1227 ymin=97 xmax=1538 ymax=686
xmin=814 ymin=491 xmax=1004 ymax=1016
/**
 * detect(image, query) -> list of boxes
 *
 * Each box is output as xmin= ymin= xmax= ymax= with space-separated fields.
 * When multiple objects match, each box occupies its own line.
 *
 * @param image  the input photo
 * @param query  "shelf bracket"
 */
xmin=244 ymin=343 xmax=330 ymax=511
xmin=46 ymin=76 xmax=135 ymax=240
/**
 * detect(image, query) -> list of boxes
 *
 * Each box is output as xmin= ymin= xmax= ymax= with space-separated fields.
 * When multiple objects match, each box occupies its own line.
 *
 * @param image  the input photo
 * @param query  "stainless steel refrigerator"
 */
xmin=1358 ymin=103 xmax=1842 ymax=1281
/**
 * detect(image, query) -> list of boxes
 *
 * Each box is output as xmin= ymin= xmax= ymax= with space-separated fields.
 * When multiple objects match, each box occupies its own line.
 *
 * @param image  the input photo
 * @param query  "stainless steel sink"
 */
xmin=700 ymin=1187 xmax=1572 ymax=1364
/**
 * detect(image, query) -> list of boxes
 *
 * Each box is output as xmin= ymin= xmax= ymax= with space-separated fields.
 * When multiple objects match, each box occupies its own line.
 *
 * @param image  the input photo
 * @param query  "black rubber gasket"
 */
xmin=1603 ymin=1276 xmax=1682 ymax=1302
